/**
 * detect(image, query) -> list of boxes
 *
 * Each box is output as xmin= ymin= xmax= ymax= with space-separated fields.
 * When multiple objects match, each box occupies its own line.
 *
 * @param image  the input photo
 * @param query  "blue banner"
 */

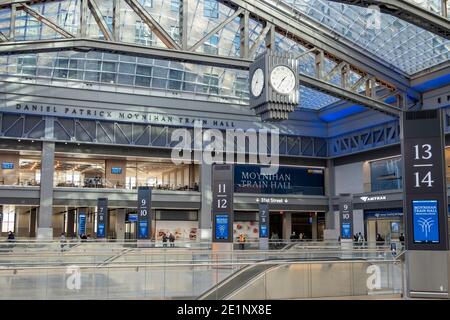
xmin=341 ymin=223 xmax=351 ymax=239
xmin=78 ymin=212 xmax=86 ymax=235
xmin=97 ymin=223 xmax=105 ymax=238
xmin=138 ymin=220 xmax=148 ymax=239
xmin=215 ymin=215 xmax=229 ymax=240
xmin=234 ymin=164 xmax=324 ymax=195
xmin=413 ymin=200 xmax=440 ymax=243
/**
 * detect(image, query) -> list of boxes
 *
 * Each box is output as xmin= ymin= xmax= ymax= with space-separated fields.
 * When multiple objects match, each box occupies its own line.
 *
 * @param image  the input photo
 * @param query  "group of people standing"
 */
xmin=162 ymin=233 xmax=175 ymax=247
xmin=289 ymin=231 xmax=305 ymax=241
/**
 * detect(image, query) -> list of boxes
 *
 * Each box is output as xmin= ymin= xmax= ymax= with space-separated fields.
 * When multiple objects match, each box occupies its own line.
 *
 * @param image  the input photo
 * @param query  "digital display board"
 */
xmin=111 ymin=167 xmax=122 ymax=174
xmin=2 ymin=162 xmax=14 ymax=169
xmin=138 ymin=220 xmax=148 ymax=239
xmin=127 ymin=213 xmax=138 ymax=222
xmin=412 ymin=200 xmax=439 ymax=243
xmin=97 ymin=223 xmax=105 ymax=238
xmin=78 ymin=213 xmax=86 ymax=235
xmin=341 ymin=223 xmax=351 ymax=239
xmin=215 ymin=215 xmax=229 ymax=240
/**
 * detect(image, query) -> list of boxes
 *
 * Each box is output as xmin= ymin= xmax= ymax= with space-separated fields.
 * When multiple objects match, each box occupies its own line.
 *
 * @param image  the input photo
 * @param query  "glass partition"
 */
xmin=54 ymin=158 xmax=105 ymax=188
xmin=0 ymin=154 xmax=41 ymax=186
xmin=370 ymin=157 xmax=402 ymax=192
xmin=126 ymin=162 xmax=198 ymax=191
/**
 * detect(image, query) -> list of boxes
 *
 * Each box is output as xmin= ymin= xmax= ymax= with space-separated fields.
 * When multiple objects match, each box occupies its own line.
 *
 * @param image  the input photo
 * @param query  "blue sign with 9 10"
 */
xmin=413 ymin=200 xmax=439 ymax=243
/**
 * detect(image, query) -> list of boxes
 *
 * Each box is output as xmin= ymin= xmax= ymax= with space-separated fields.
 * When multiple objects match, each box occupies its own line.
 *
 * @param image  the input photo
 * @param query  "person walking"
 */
xmin=162 ymin=233 xmax=168 ymax=248
xmin=7 ymin=231 xmax=15 ymax=242
xmin=7 ymin=231 xmax=15 ymax=252
xmin=169 ymin=233 xmax=175 ymax=248
xmin=289 ymin=231 xmax=297 ymax=242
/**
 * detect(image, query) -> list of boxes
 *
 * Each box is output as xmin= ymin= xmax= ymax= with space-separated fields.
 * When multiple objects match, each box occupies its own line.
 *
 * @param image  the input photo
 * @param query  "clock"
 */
xmin=249 ymin=50 xmax=299 ymax=121
xmin=270 ymin=65 xmax=296 ymax=95
xmin=251 ymin=68 xmax=264 ymax=97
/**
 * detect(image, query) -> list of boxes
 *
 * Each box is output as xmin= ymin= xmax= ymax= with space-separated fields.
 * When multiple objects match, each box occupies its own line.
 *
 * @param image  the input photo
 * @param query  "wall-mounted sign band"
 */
xmin=339 ymin=194 xmax=353 ymax=240
xmin=212 ymin=164 xmax=234 ymax=243
xmin=96 ymin=198 xmax=108 ymax=238
xmin=137 ymin=187 xmax=152 ymax=240
xmin=259 ymin=203 xmax=269 ymax=238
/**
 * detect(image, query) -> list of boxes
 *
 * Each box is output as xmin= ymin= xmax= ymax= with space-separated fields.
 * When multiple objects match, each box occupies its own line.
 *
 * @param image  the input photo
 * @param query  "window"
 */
xmin=370 ymin=157 xmax=402 ymax=191
xmin=169 ymin=69 xmax=183 ymax=90
xmin=140 ymin=0 xmax=152 ymax=8
xmin=1 ymin=205 xmax=15 ymax=233
xmin=170 ymin=26 xmax=180 ymax=43
xmin=17 ymin=56 xmax=37 ymax=76
xmin=135 ymin=21 xmax=154 ymax=46
xmin=234 ymin=76 xmax=248 ymax=99
xmin=171 ymin=0 xmax=179 ymax=11
xmin=204 ymin=0 xmax=219 ymax=18
xmin=99 ymin=16 xmax=113 ymax=40
xmin=202 ymin=73 xmax=219 ymax=95
xmin=203 ymin=34 xmax=219 ymax=55
xmin=233 ymin=34 xmax=240 ymax=55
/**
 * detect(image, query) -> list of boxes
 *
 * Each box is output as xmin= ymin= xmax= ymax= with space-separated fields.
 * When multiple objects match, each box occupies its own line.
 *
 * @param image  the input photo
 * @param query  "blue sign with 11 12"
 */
xmin=412 ymin=200 xmax=439 ymax=243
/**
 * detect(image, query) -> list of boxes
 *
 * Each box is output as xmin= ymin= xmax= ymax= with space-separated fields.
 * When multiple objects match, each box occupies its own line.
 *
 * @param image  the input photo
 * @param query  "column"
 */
xmin=199 ymin=163 xmax=212 ymax=240
xmin=282 ymin=212 xmax=291 ymax=240
xmin=325 ymin=159 xmax=335 ymax=229
xmin=67 ymin=207 xmax=76 ymax=238
xmin=115 ymin=208 xmax=126 ymax=240
xmin=312 ymin=212 xmax=318 ymax=240
xmin=37 ymin=141 xmax=55 ymax=239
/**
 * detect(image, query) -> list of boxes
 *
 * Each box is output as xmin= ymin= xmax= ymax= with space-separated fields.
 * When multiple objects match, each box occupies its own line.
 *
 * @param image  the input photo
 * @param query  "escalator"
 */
xmin=197 ymin=257 xmax=343 ymax=300
xmin=198 ymin=262 xmax=278 ymax=300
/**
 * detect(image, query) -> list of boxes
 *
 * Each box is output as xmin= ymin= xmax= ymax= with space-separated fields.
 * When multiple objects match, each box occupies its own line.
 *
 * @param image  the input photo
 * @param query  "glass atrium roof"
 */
xmin=0 ymin=0 xmax=448 ymax=112
xmin=281 ymin=0 xmax=450 ymax=75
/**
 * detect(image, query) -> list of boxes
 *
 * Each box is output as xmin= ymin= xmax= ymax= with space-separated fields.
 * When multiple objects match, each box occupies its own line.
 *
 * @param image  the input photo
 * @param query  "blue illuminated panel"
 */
xmin=412 ymin=200 xmax=439 ymax=243
xmin=215 ymin=214 xmax=229 ymax=241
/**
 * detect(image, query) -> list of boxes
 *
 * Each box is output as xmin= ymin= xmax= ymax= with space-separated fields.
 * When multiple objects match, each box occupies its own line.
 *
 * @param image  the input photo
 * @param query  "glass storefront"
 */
xmin=369 ymin=157 xmax=402 ymax=192
xmin=0 ymin=153 xmax=41 ymax=186
xmin=364 ymin=209 xmax=404 ymax=243
xmin=52 ymin=157 xmax=199 ymax=190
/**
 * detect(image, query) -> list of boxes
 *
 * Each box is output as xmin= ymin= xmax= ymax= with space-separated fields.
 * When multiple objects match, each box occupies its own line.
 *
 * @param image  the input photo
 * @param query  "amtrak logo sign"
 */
xmin=360 ymin=195 xmax=387 ymax=202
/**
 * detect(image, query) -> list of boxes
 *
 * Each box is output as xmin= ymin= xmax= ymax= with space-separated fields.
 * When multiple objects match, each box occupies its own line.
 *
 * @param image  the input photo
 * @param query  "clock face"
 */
xmin=270 ymin=65 xmax=296 ymax=95
xmin=251 ymin=68 xmax=264 ymax=97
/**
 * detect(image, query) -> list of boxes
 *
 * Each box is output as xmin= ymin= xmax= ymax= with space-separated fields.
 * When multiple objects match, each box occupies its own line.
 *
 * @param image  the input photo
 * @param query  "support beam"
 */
xmin=223 ymin=0 xmax=416 ymax=98
xmin=189 ymin=8 xmax=244 ymax=52
xmin=299 ymin=73 xmax=402 ymax=117
xmin=264 ymin=23 xmax=275 ymax=50
xmin=87 ymin=0 xmax=113 ymax=41
xmin=0 ymin=30 xmax=8 ymax=42
xmin=112 ymin=0 xmax=120 ymax=41
xmin=124 ymin=0 xmax=181 ymax=50
xmin=21 ymin=3 xmax=75 ymax=38
xmin=179 ymin=0 xmax=188 ymax=50
xmin=0 ymin=38 xmax=253 ymax=69
xmin=327 ymin=0 xmax=450 ymax=39
xmin=239 ymin=10 xmax=249 ymax=58
xmin=9 ymin=4 xmax=16 ymax=40
xmin=79 ymin=0 xmax=88 ymax=38
xmin=249 ymin=23 xmax=271 ymax=57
